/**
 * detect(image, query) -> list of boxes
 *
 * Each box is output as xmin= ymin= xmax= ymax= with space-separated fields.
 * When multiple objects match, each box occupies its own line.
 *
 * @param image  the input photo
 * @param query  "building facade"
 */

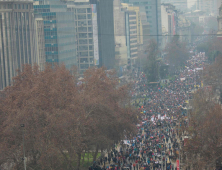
xmin=161 ymin=3 xmax=178 ymax=48
xmin=217 ymin=5 xmax=222 ymax=39
xmin=197 ymin=0 xmax=220 ymax=16
xmin=90 ymin=0 xmax=115 ymax=70
xmin=122 ymin=0 xmax=162 ymax=47
xmin=34 ymin=0 xmax=77 ymax=69
xmin=113 ymin=0 xmax=127 ymax=68
xmin=0 ymin=0 xmax=37 ymax=90
xmin=67 ymin=0 xmax=95 ymax=74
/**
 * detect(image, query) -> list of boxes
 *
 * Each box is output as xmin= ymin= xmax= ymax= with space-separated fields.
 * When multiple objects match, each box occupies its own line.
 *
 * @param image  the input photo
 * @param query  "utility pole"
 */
xmin=161 ymin=144 xmax=163 ymax=170
xmin=165 ymin=143 xmax=166 ymax=170
xmin=156 ymin=0 xmax=159 ymax=47
xmin=21 ymin=124 xmax=26 ymax=170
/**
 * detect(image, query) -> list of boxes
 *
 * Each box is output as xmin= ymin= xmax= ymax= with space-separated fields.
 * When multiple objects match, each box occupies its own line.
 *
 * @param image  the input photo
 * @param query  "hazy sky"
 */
xmin=187 ymin=0 xmax=197 ymax=8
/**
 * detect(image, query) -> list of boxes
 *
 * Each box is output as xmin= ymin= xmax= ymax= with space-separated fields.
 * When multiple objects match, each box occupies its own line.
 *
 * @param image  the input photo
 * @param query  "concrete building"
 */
xmin=90 ymin=0 xmax=115 ymax=70
xmin=196 ymin=0 xmax=220 ymax=16
xmin=217 ymin=0 xmax=222 ymax=15
xmin=0 ymin=0 xmax=37 ymax=90
xmin=34 ymin=0 xmax=77 ymax=69
xmin=161 ymin=3 xmax=178 ymax=48
xmin=113 ymin=0 xmax=127 ymax=68
xmin=121 ymin=0 xmax=162 ymax=47
xmin=177 ymin=14 xmax=191 ymax=43
xmin=217 ymin=5 xmax=222 ymax=39
xmin=67 ymin=0 xmax=95 ymax=74
xmin=35 ymin=15 xmax=46 ymax=71
xmin=121 ymin=3 xmax=142 ymax=66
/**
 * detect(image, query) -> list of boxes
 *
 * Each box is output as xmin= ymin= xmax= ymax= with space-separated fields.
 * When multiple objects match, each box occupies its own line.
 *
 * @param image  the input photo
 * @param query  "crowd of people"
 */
xmin=89 ymin=48 xmax=207 ymax=170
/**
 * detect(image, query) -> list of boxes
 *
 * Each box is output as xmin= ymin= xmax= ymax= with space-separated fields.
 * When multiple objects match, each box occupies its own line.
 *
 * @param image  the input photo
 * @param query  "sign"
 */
xmin=176 ymin=159 xmax=180 ymax=170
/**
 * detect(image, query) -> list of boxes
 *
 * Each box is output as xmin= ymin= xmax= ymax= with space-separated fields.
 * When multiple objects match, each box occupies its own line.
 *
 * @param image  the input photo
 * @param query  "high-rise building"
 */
xmin=113 ymin=1 xmax=150 ymax=68
xmin=113 ymin=0 xmax=127 ymax=67
xmin=0 ymin=0 xmax=37 ymax=90
xmin=197 ymin=0 xmax=219 ymax=16
xmin=121 ymin=0 xmax=162 ymax=47
xmin=34 ymin=0 xmax=77 ymax=69
xmin=122 ymin=4 xmax=140 ymax=65
xmin=67 ymin=0 xmax=96 ymax=74
xmin=217 ymin=5 xmax=222 ymax=39
xmin=161 ymin=3 xmax=178 ymax=48
xmin=90 ymin=0 xmax=115 ymax=70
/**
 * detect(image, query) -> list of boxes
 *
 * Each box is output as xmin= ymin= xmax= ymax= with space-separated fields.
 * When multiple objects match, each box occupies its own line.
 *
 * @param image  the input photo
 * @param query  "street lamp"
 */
xmin=21 ymin=124 xmax=26 ymax=170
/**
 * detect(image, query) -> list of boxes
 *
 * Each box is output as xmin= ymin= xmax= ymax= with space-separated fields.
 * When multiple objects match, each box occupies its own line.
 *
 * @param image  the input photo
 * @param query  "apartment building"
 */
xmin=34 ymin=0 xmax=77 ymax=69
xmin=67 ymin=0 xmax=96 ymax=74
xmin=0 ymin=0 xmax=37 ymax=89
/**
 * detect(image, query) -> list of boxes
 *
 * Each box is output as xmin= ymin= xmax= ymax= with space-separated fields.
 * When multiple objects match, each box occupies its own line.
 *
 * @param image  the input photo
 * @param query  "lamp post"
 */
xmin=21 ymin=124 xmax=26 ymax=170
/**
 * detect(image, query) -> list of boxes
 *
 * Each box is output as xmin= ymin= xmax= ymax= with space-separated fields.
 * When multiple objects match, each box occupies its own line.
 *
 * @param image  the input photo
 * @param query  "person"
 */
xmin=133 ymin=163 xmax=136 ymax=170
xmin=108 ymin=157 xmax=111 ymax=164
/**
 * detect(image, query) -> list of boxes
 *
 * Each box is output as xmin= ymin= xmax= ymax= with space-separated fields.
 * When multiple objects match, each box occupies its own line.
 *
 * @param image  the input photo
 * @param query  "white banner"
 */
xmin=91 ymin=4 xmax=99 ymax=65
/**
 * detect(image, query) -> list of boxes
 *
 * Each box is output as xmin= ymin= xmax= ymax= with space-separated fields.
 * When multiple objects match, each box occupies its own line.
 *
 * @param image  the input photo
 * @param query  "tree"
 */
xmin=0 ymin=64 xmax=139 ymax=170
xmin=165 ymin=36 xmax=190 ymax=71
xmin=196 ymin=37 xmax=222 ymax=63
xmin=77 ymin=67 xmax=139 ymax=162
xmin=182 ymin=89 xmax=222 ymax=170
xmin=143 ymin=40 xmax=160 ymax=83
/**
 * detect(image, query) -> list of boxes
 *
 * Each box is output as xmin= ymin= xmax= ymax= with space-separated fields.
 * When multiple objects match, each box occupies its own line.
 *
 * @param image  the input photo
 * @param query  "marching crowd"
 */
xmin=89 ymin=49 xmax=206 ymax=170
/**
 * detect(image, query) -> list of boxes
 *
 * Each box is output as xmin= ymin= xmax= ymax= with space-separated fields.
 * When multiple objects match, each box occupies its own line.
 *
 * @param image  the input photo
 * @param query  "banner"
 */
xmin=91 ymin=4 xmax=99 ymax=65
xmin=177 ymin=159 xmax=180 ymax=170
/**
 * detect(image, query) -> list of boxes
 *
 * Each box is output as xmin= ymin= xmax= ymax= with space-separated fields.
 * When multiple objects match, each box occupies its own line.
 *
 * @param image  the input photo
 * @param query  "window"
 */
xmin=80 ymin=58 xmax=88 ymax=63
xmin=78 ymin=27 xmax=87 ymax=32
xmin=130 ymin=26 xmax=136 ymax=29
xmin=87 ymin=8 xmax=91 ymax=13
xmin=78 ymin=15 xmax=86 ymax=20
xmin=88 ymin=33 xmax=92 ymax=38
xmin=14 ymin=4 xmax=17 ymax=9
xmin=79 ymin=39 xmax=87 ymax=44
xmin=79 ymin=46 xmax=88 ymax=51
xmin=79 ymin=52 xmax=88 ymax=56
xmin=88 ymin=27 xmax=92 ymax=32
xmin=77 ymin=8 xmax=86 ymax=13
xmin=18 ymin=4 xmax=20 ymax=9
xmin=80 ymin=64 xmax=90 ymax=69
xmin=129 ymin=16 xmax=136 ymax=20
xmin=79 ymin=33 xmax=87 ymax=38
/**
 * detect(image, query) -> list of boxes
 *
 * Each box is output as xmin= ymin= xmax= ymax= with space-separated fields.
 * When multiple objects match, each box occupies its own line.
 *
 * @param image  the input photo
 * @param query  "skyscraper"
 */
xmin=34 ymin=0 xmax=77 ymax=69
xmin=121 ymin=0 xmax=162 ymax=47
xmin=90 ymin=0 xmax=115 ymax=70
xmin=0 ymin=0 xmax=37 ymax=90
xmin=67 ymin=0 xmax=96 ymax=75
